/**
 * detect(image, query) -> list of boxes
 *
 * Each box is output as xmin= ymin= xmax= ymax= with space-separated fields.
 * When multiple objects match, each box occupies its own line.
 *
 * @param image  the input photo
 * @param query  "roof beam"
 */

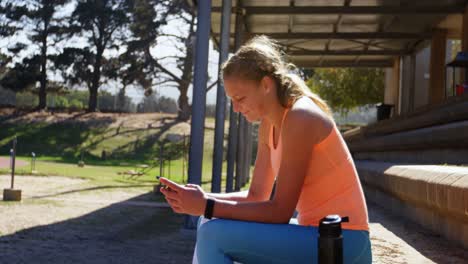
xmin=322 ymin=0 xmax=352 ymax=65
xmin=212 ymin=5 xmax=464 ymax=15
xmin=345 ymin=39 xmax=389 ymax=50
xmin=267 ymin=32 xmax=431 ymax=39
xmin=295 ymin=59 xmax=394 ymax=68
xmin=214 ymin=32 xmax=432 ymax=39
xmin=355 ymin=11 xmax=398 ymax=64
xmin=289 ymin=49 xmax=410 ymax=56
xmin=288 ymin=0 xmax=295 ymax=33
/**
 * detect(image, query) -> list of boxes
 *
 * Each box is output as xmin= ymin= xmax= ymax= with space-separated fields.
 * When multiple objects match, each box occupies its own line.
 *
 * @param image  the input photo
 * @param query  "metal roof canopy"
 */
xmin=210 ymin=0 xmax=467 ymax=68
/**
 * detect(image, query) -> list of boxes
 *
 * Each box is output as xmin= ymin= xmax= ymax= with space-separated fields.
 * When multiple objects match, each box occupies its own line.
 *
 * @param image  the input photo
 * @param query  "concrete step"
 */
xmin=356 ymin=160 xmax=468 ymax=250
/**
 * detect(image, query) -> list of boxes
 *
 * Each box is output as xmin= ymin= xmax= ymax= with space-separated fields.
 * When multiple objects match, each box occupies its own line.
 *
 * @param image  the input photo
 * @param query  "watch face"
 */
xmin=204 ymin=199 xmax=215 ymax=219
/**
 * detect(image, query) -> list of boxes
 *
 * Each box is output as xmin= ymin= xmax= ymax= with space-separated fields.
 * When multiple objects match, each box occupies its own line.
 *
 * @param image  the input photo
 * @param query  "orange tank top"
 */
xmin=269 ymin=107 xmax=369 ymax=231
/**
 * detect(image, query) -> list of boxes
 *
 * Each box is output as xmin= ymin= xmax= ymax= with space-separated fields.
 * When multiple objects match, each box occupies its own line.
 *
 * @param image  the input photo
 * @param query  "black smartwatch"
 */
xmin=204 ymin=198 xmax=215 ymax=219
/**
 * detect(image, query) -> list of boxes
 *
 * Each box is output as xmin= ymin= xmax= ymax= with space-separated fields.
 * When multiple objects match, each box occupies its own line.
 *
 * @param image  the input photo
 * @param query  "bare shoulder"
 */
xmin=283 ymin=97 xmax=334 ymax=143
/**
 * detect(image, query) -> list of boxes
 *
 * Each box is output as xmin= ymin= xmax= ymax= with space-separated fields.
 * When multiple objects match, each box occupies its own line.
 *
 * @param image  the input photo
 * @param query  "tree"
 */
xmin=0 ymin=2 xmax=23 ymax=39
xmin=138 ymin=93 xmax=159 ymax=113
xmin=158 ymin=96 xmax=178 ymax=113
xmin=137 ymin=94 xmax=177 ymax=113
xmin=125 ymin=0 xmax=203 ymax=121
xmin=97 ymin=90 xmax=115 ymax=110
xmin=307 ymin=68 xmax=385 ymax=114
xmin=0 ymin=56 xmax=41 ymax=93
xmin=1 ymin=0 xmax=71 ymax=109
xmin=101 ymin=53 xmax=146 ymax=112
xmin=0 ymin=3 xmax=28 ymax=92
xmin=69 ymin=0 xmax=130 ymax=112
xmin=54 ymin=47 xmax=95 ymax=92
xmin=0 ymin=53 xmax=12 ymax=79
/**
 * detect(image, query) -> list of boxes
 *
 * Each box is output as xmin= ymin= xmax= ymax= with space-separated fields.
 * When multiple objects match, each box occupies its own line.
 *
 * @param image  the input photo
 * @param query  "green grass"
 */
xmin=0 ymin=155 xmax=250 ymax=192
xmin=0 ymin=118 xmax=220 ymax=164
xmin=0 ymin=114 xmax=252 ymax=192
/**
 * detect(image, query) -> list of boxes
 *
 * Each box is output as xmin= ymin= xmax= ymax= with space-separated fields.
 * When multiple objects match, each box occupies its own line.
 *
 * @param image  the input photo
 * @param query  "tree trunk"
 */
xmin=88 ymin=85 xmax=98 ymax=112
xmin=117 ymin=86 xmax=126 ymax=111
xmin=177 ymin=15 xmax=195 ymax=121
xmin=88 ymin=49 xmax=103 ymax=112
xmin=38 ymin=57 xmax=47 ymax=109
xmin=178 ymin=85 xmax=191 ymax=121
xmin=38 ymin=21 xmax=48 ymax=110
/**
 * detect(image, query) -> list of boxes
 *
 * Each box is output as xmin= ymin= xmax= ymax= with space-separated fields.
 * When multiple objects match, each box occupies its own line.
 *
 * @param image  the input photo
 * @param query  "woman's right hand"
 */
xmin=159 ymin=177 xmax=207 ymax=216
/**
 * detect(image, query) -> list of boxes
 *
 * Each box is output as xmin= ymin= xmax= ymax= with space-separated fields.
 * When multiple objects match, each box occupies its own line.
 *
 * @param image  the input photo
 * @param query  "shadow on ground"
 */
xmin=29 ymin=184 xmax=159 ymax=200
xmin=0 ymin=192 xmax=196 ymax=264
xmin=367 ymin=201 xmax=468 ymax=263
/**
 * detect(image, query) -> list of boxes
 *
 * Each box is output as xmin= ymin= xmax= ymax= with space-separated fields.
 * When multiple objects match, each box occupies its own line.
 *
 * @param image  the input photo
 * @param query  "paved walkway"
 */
xmin=0 ymin=157 xmax=27 ymax=169
xmin=367 ymin=202 xmax=467 ymax=263
xmin=0 ymin=175 xmax=467 ymax=263
xmin=0 ymin=175 xmax=195 ymax=264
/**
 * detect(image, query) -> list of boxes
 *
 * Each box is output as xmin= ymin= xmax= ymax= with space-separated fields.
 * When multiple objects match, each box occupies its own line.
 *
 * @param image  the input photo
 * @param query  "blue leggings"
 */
xmin=195 ymin=217 xmax=372 ymax=264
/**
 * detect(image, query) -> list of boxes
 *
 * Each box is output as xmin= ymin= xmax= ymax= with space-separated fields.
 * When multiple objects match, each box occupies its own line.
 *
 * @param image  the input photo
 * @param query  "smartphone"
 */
xmin=156 ymin=176 xmax=173 ymax=191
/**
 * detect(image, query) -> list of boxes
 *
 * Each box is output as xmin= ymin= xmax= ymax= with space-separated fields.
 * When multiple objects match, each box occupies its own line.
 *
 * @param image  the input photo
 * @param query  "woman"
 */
xmin=159 ymin=36 xmax=372 ymax=263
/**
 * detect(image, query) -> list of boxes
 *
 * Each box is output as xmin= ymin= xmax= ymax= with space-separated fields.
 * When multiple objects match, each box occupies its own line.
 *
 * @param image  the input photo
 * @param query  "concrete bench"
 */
xmin=356 ymin=161 xmax=468 ymax=249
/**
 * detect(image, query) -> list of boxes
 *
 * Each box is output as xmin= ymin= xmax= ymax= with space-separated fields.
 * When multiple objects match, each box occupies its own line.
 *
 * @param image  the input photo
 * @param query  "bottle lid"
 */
xmin=318 ymin=215 xmax=349 ymax=237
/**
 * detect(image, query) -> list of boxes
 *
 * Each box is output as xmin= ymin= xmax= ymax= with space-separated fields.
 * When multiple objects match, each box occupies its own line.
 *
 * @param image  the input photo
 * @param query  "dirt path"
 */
xmin=1 ymin=175 xmax=467 ymax=263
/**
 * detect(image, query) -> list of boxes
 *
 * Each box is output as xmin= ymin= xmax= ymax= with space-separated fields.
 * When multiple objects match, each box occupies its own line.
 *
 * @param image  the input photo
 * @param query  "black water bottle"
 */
xmin=318 ymin=215 xmax=349 ymax=264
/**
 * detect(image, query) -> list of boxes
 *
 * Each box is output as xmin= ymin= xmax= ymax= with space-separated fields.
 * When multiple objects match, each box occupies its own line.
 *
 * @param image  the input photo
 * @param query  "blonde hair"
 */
xmin=222 ymin=35 xmax=333 ymax=118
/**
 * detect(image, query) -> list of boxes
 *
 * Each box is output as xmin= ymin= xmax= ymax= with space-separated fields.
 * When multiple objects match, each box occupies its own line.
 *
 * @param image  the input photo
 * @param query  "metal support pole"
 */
xmin=409 ymin=54 xmax=416 ymax=112
xmin=244 ymin=122 xmax=253 ymax=184
xmin=182 ymin=134 xmax=186 ymax=183
xmin=235 ymin=115 xmax=246 ymax=191
xmin=226 ymin=105 xmax=238 ymax=192
xmin=31 ymin=152 xmax=36 ymax=173
xmin=242 ymin=122 xmax=250 ymax=186
xmin=9 ymin=149 xmax=12 ymax=170
xmin=211 ymin=0 xmax=232 ymax=193
xmin=168 ymin=158 xmax=171 ymax=180
xmin=185 ymin=0 xmax=211 ymax=229
xmin=226 ymin=2 xmax=244 ymax=193
xmin=159 ymin=142 xmax=164 ymax=178
xmin=10 ymin=137 xmax=17 ymax=189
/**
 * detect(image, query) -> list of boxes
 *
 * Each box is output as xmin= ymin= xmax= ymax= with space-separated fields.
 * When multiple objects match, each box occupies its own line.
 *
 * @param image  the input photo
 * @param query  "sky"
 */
xmin=0 ymin=2 xmax=222 ymax=105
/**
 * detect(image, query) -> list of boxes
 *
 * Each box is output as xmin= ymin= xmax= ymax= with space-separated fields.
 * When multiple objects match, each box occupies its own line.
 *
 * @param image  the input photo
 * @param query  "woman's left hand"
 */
xmin=159 ymin=177 xmax=207 ymax=216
